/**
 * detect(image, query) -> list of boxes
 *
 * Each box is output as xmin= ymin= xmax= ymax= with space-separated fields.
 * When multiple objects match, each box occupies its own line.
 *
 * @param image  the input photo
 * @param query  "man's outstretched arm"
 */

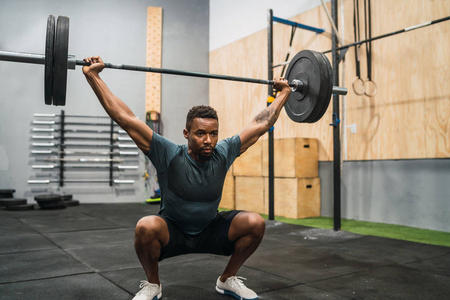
xmin=238 ymin=77 xmax=291 ymax=154
xmin=83 ymin=56 xmax=153 ymax=154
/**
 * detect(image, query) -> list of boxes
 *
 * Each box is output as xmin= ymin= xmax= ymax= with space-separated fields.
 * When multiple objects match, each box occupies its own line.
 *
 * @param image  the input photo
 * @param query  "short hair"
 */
xmin=185 ymin=105 xmax=218 ymax=131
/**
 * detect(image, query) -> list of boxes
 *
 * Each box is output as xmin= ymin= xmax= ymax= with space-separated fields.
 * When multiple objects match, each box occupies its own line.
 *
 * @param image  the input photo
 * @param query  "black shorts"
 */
xmin=157 ymin=210 xmax=242 ymax=262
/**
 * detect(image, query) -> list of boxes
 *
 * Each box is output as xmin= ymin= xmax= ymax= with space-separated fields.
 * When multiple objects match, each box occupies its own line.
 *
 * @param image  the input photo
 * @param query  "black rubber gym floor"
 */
xmin=1 ymin=203 xmax=449 ymax=300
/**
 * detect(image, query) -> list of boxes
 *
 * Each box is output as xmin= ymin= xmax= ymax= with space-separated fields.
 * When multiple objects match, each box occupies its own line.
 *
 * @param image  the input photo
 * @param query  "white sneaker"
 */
xmin=132 ymin=280 xmax=162 ymax=300
xmin=216 ymin=276 xmax=258 ymax=300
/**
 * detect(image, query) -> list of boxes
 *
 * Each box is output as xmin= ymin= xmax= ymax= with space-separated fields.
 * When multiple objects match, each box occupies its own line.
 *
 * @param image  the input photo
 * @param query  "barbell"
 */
xmin=0 ymin=15 xmax=348 ymax=123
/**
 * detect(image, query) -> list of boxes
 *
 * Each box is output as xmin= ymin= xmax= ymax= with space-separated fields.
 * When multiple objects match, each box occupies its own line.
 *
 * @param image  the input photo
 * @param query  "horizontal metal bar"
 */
xmin=32 ymin=128 xmax=126 ymax=134
xmin=272 ymin=61 xmax=291 ymax=68
xmin=32 ymin=135 xmax=132 ymax=141
xmin=34 ymin=113 xmax=110 ymax=118
xmin=42 ymin=158 xmax=124 ymax=162
xmin=0 ymin=50 xmax=352 ymax=94
xmin=28 ymin=179 xmax=135 ymax=184
xmin=75 ymin=59 xmax=279 ymax=87
xmin=31 ymin=150 xmax=139 ymax=155
xmin=332 ymin=87 xmax=347 ymax=96
xmin=33 ymin=120 xmax=118 ymax=126
xmin=0 ymin=50 xmax=45 ymax=65
xmin=323 ymin=16 xmax=450 ymax=54
xmin=113 ymin=180 xmax=136 ymax=184
xmin=1 ymin=50 xmax=353 ymax=94
xmin=32 ymin=143 xmax=137 ymax=148
xmin=32 ymin=164 xmax=138 ymax=169
xmin=272 ymin=16 xmax=325 ymax=33
xmin=0 ymin=50 xmax=286 ymax=87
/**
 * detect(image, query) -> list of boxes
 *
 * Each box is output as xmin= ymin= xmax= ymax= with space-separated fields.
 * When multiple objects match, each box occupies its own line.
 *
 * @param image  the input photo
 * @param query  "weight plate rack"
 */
xmin=28 ymin=110 xmax=140 ymax=187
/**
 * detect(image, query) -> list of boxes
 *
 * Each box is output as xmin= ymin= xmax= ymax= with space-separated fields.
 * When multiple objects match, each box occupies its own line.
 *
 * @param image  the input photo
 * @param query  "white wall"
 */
xmin=0 ymin=0 xmax=209 ymax=203
xmin=209 ymin=0 xmax=326 ymax=50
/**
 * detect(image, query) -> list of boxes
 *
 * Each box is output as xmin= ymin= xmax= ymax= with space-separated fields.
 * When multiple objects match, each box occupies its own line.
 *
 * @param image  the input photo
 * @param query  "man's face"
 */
xmin=183 ymin=117 xmax=219 ymax=162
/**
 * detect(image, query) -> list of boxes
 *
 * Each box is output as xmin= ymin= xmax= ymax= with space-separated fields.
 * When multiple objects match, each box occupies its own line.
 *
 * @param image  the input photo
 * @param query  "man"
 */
xmin=83 ymin=56 xmax=291 ymax=300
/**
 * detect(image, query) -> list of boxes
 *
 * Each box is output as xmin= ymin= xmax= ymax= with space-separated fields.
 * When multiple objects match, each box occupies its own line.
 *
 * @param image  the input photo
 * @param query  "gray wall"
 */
xmin=0 ymin=0 xmax=209 ymax=202
xmin=320 ymin=159 xmax=450 ymax=232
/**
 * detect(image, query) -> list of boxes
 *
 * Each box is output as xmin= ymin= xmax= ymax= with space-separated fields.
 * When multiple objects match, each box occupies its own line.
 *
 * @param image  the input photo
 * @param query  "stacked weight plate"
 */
xmin=60 ymin=194 xmax=80 ymax=207
xmin=0 ymin=189 xmax=35 ymax=211
xmin=34 ymin=194 xmax=80 ymax=209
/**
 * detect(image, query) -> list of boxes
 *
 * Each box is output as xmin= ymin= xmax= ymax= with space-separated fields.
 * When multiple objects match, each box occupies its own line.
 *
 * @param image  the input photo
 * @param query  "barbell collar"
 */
xmin=332 ymin=86 xmax=348 ymax=96
xmin=67 ymin=55 xmax=76 ymax=70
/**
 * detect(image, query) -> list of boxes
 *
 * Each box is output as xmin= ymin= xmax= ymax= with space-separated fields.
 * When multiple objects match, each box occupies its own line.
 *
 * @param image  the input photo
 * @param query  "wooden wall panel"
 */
xmin=343 ymin=0 xmax=450 ymax=160
xmin=209 ymin=0 xmax=450 ymax=161
xmin=210 ymin=30 xmax=268 ymax=142
xmin=146 ymin=7 xmax=162 ymax=113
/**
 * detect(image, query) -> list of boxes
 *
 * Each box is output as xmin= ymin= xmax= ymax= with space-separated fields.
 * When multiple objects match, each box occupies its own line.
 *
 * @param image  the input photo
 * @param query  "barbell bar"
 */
xmin=31 ymin=150 xmax=139 ymax=155
xmin=33 ymin=120 xmax=119 ymax=126
xmin=39 ymin=157 xmax=124 ymax=162
xmin=28 ymin=179 xmax=136 ymax=184
xmin=0 ymin=15 xmax=348 ymax=123
xmin=32 ymin=128 xmax=126 ymax=134
xmin=32 ymin=135 xmax=132 ymax=141
xmin=32 ymin=165 xmax=138 ymax=169
xmin=34 ymin=113 xmax=111 ymax=118
xmin=32 ymin=142 xmax=137 ymax=148
xmin=0 ymin=50 xmax=347 ymax=96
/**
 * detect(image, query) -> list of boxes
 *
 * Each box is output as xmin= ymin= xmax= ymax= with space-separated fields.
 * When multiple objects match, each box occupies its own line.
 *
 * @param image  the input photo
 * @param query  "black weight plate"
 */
xmin=34 ymin=194 xmax=61 ymax=202
xmin=310 ymin=52 xmax=333 ymax=123
xmin=6 ymin=204 xmax=35 ymax=211
xmin=0 ymin=198 xmax=27 ymax=207
xmin=299 ymin=51 xmax=329 ymax=123
xmin=45 ymin=15 xmax=55 ymax=105
xmin=61 ymin=194 xmax=73 ymax=201
xmin=0 ymin=193 xmax=14 ymax=199
xmin=39 ymin=201 xmax=67 ymax=210
xmin=53 ymin=16 xmax=70 ymax=106
xmin=284 ymin=50 xmax=332 ymax=123
xmin=65 ymin=199 xmax=79 ymax=207
xmin=0 ymin=189 xmax=15 ymax=199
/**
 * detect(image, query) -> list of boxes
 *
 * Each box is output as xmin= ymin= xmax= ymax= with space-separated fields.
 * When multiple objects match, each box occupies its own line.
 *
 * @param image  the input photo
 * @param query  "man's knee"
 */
xmin=231 ymin=212 xmax=265 ymax=240
xmin=135 ymin=216 xmax=168 ymax=244
xmin=246 ymin=212 xmax=265 ymax=238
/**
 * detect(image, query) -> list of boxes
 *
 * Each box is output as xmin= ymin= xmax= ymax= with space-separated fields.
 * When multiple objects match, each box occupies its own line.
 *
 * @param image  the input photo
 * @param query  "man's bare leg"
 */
xmin=219 ymin=212 xmax=265 ymax=281
xmin=134 ymin=216 xmax=170 ymax=284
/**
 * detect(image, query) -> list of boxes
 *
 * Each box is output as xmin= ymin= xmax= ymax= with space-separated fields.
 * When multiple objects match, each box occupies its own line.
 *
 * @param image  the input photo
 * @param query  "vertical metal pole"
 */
xmin=109 ymin=118 xmax=114 ymax=187
xmin=59 ymin=110 xmax=65 ymax=187
xmin=332 ymin=0 xmax=341 ymax=231
xmin=267 ymin=9 xmax=275 ymax=221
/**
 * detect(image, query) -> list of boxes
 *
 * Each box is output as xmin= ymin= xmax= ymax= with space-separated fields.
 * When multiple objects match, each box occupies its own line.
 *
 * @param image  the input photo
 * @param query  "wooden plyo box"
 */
xmin=233 ymin=140 xmax=263 ymax=177
xmin=219 ymin=171 xmax=235 ymax=210
xmin=235 ymin=176 xmax=266 ymax=215
xmin=264 ymin=177 xmax=321 ymax=219
xmin=262 ymin=138 xmax=318 ymax=178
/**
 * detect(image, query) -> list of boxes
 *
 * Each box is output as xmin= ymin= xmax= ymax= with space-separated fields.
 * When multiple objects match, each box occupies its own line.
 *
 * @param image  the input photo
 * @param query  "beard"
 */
xmin=197 ymin=146 xmax=213 ymax=162
xmin=198 ymin=153 xmax=212 ymax=161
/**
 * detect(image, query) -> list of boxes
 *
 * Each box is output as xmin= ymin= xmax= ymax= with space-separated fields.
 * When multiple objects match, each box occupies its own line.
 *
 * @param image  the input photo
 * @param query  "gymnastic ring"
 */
xmin=352 ymin=77 xmax=365 ymax=95
xmin=363 ymin=79 xmax=377 ymax=97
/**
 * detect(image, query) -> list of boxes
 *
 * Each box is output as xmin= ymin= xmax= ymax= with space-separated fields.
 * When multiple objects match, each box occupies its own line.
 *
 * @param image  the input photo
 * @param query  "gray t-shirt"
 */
xmin=146 ymin=133 xmax=241 ymax=235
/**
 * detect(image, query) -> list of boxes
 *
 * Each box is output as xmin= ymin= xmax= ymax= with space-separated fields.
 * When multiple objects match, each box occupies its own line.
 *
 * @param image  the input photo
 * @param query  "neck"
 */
xmin=188 ymin=148 xmax=210 ymax=162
